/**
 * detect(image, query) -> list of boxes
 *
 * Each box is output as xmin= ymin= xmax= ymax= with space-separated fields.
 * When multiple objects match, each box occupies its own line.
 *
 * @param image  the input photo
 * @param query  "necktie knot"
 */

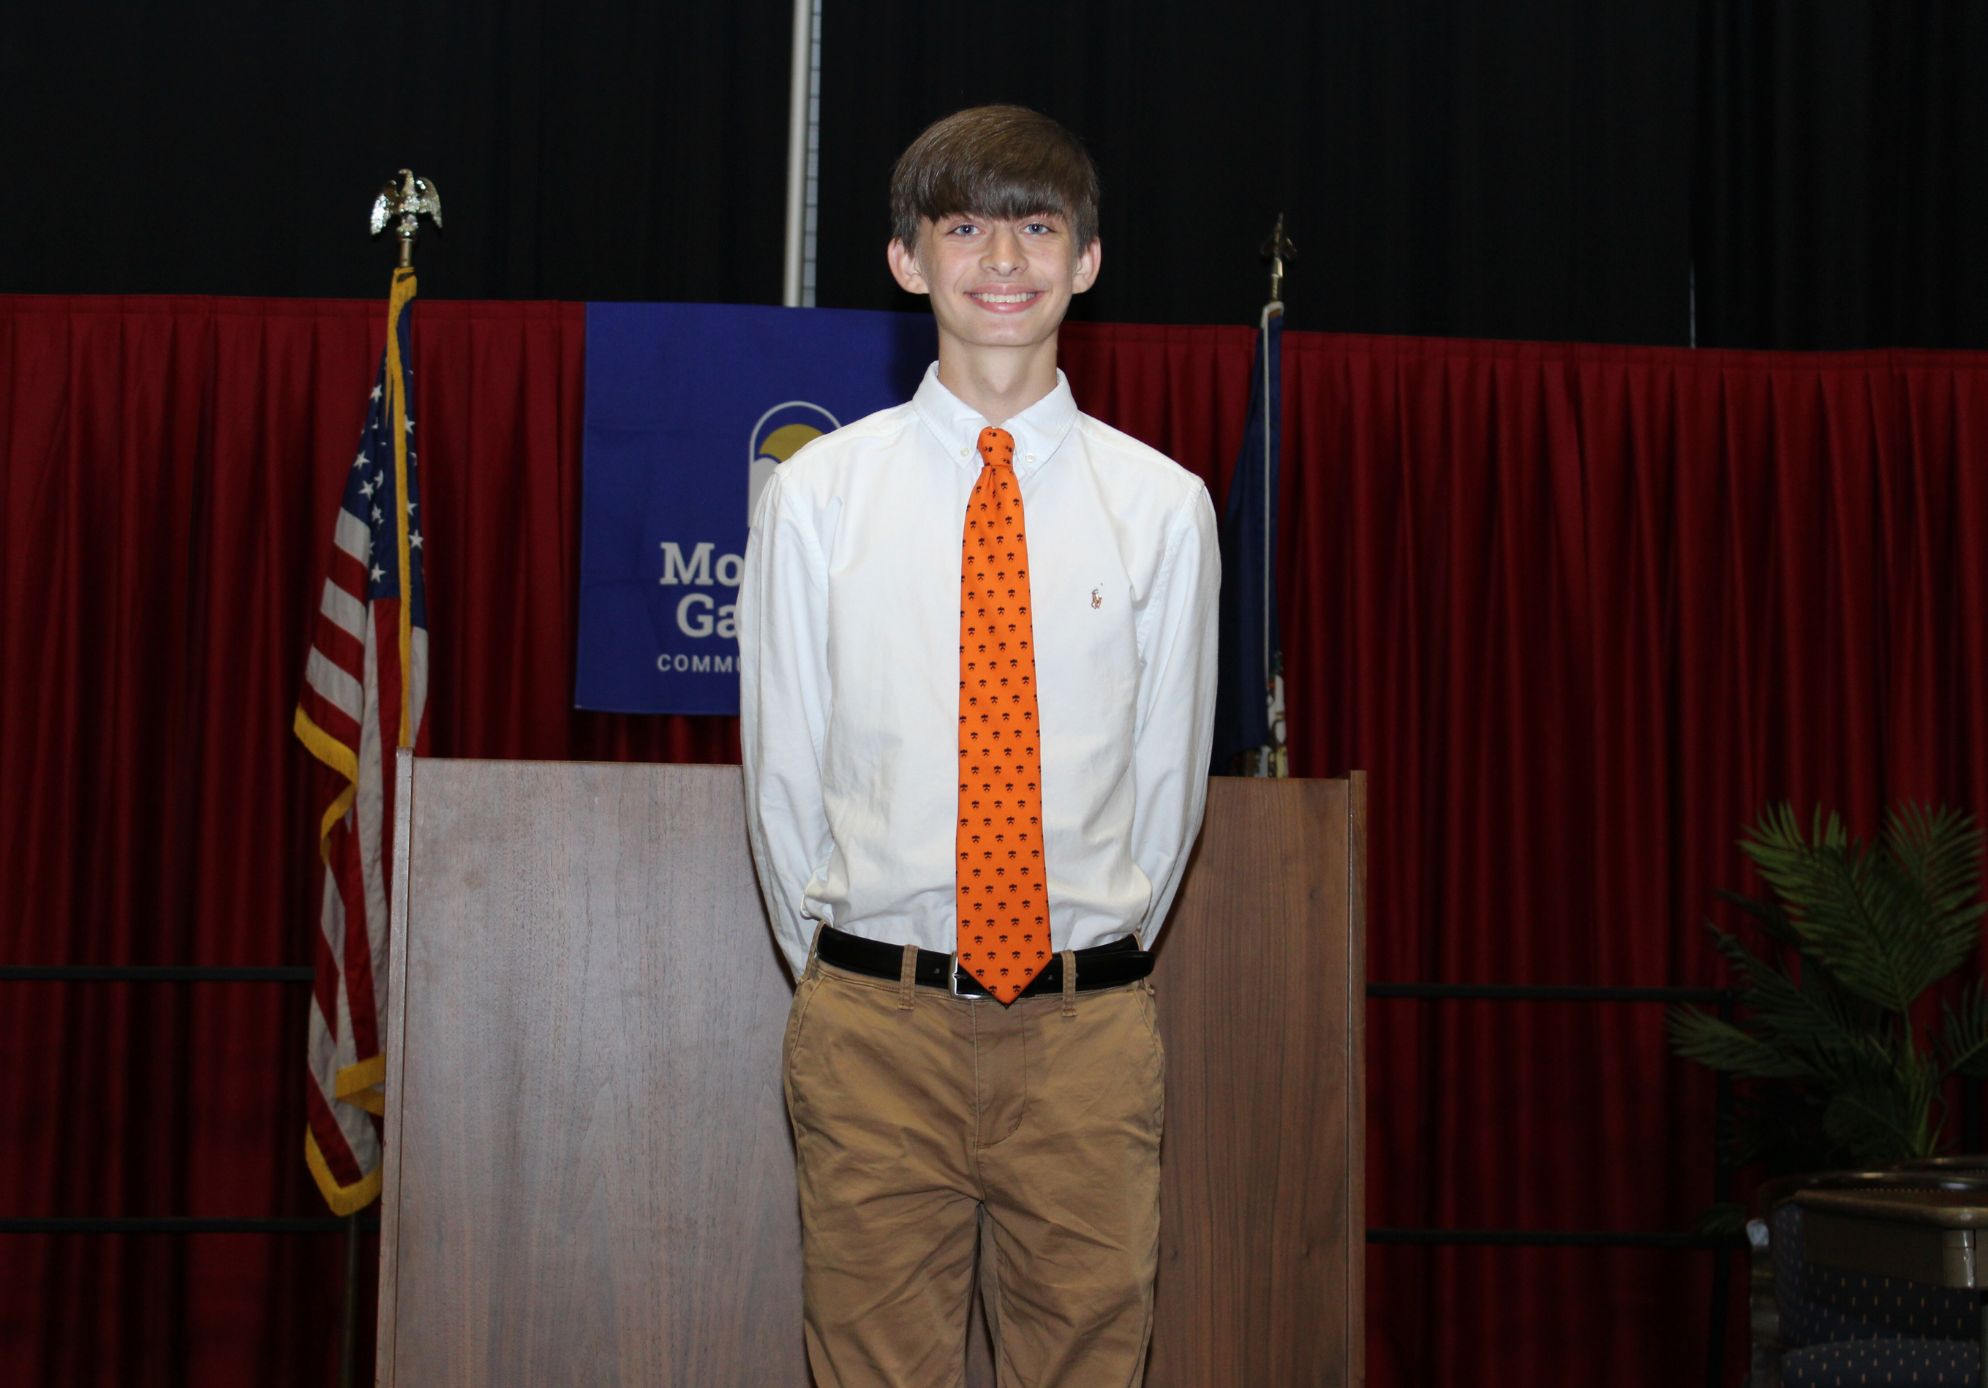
xmin=977 ymin=426 xmax=1017 ymax=468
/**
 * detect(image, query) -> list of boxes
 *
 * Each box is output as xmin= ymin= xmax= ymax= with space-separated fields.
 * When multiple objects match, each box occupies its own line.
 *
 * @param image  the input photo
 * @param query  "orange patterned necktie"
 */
xmin=957 ymin=425 xmax=1049 ymax=1004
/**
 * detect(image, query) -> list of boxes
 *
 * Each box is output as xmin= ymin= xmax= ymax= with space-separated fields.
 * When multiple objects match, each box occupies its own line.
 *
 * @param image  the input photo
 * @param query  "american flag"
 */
xmin=294 ymin=268 xmax=429 ymax=1213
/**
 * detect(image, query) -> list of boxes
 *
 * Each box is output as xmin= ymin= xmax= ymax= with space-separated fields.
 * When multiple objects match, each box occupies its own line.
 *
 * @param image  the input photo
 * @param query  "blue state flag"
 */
xmin=1212 ymin=304 xmax=1286 ymax=775
xmin=577 ymin=303 xmax=933 ymax=714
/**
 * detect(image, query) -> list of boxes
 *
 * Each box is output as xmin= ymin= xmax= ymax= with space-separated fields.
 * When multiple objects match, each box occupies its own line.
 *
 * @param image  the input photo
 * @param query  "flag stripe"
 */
xmin=304 ymin=1082 xmax=364 ymax=1187
xmin=304 ymin=648 xmax=364 ymax=723
xmin=298 ymin=692 xmax=362 ymax=758
xmin=333 ymin=508 xmax=372 ymax=564
xmin=311 ymin=865 xmax=344 ymax=1021
xmin=319 ymin=582 xmax=366 ymax=640
xmin=312 ymin=619 xmax=367 ymax=680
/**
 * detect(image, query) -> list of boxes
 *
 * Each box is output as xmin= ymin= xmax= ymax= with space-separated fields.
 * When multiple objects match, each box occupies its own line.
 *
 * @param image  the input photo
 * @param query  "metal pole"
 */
xmin=1705 ymin=989 xmax=1737 ymax=1387
xmin=782 ymin=0 xmax=815 ymax=306
xmin=1259 ymin=302 xmax=1276 ymax=772
xmin=1256 ymin=216 xmax=1294 ymax=779
xmin=339 ymin=1211 xmax=361 ymax=1388
xmin=1688 ymin=259 xmax=1698 ymax=348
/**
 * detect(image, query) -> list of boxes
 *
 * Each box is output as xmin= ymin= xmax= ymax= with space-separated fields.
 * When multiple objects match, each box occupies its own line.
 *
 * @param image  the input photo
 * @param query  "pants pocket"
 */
xmin=781 ymin=971 xmax=823 ymax=1128
xmin=1138 ymin=982 xmax=1166 ymax=1133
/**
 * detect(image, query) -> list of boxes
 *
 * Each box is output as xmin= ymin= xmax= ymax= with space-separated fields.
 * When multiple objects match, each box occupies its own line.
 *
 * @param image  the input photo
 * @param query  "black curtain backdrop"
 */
xmin=815 ymin=0 xmax=1698 ymax=344
xmin=1694 ymin=1 xmax=1988 ymax=349
xmin=0 ymin=2 xmax=794 ymax=305
xmin=3 ymin=3 xmax=1985 ymax=347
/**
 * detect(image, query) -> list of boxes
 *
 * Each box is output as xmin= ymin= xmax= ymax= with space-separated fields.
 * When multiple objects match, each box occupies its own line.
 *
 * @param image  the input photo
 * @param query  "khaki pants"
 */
xmin=783 ymin=948 xmax=1165 ymax=1388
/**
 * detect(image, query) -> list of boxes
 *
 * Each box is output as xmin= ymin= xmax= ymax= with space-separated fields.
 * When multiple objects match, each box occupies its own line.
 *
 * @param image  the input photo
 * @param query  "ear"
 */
xmin=887 ymin=238 xmax=930 ymax=296
xmin=1071 ymin=235 xmax=1102 ymax=295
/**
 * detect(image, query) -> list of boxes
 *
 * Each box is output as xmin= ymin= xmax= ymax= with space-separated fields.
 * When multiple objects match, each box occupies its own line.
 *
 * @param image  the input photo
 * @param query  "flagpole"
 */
xmin=339 ymin=1208 xmax=362 ymax=1388
xmin=1260 ymin=218 xmax=1294 ymax=778
xmin=1263 ymin=211 xmax=1293 ymax=306
xmin=323 ymin=169 xmax=444 ymax=1388
xmin=782 ymin=0 xmax=822 ymax=306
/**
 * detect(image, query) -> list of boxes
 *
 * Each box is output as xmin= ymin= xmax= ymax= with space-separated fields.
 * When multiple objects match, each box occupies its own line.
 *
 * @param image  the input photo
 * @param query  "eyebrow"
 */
xmin=937 ymin=210 xmax=1065 ymax=225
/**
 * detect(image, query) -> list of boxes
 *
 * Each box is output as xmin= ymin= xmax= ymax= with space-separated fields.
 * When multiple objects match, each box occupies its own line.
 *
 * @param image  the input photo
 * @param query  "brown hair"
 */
xmin=889 ymin=105 xmax=1100 ymax=250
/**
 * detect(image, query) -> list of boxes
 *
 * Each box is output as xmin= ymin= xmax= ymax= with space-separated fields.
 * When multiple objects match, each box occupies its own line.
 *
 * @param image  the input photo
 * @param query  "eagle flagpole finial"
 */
xmin=370 ymin=169 xmax=443 ymax=268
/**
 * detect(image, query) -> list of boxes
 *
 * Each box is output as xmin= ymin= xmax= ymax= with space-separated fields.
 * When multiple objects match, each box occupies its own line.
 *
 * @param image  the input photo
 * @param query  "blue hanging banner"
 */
xmin=577 ymin=303 xmax=933 ymax=714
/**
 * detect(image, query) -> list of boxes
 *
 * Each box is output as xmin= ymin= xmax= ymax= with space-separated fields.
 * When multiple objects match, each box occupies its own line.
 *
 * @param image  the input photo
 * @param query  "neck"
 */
xmin=934 ymin=341 xmax=1060 ymax=425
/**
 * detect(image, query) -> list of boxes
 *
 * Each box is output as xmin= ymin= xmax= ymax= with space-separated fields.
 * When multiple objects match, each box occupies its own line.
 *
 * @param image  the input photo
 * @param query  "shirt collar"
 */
xmin=912 ymin=363 xmax=1079 ymax=479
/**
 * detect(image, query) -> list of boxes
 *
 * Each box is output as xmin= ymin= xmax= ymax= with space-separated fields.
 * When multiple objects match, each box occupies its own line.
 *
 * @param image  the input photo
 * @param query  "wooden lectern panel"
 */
xmin=377 ymin=758 xmax=804 ymax=1386
xmin=1148 ymin=773 xmax=1366 ymax=1386
xmin=377 ymin=758 xmax=1364 ymax=1387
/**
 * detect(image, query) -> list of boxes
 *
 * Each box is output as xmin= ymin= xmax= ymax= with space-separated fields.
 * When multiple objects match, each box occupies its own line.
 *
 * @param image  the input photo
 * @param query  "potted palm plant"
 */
xmin=1670 ymin=803 xmax=1988 ymax=1181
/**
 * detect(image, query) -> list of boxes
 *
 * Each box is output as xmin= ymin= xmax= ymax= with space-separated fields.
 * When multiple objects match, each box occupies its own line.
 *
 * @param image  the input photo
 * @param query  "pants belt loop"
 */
xmin=804 ymin=922 xmax=824 ymax=980
xmin=1060 ymin=949 xmax=1078 ymax=1019
xmin=897 ymin=942 xmax=919 ymax=1011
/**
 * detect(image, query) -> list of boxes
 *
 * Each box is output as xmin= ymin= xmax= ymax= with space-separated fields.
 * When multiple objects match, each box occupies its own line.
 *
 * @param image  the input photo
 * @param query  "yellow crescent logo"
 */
xmin=758 ymin=422 xmax=822 ymax=463
xmin=748 ymin=401 xmax=842 ymax=522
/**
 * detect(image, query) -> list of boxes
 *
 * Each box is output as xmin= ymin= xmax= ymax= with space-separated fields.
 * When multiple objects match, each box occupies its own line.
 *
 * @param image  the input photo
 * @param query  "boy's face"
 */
xmin=887 ymin=212 xmax=1100 ymax=361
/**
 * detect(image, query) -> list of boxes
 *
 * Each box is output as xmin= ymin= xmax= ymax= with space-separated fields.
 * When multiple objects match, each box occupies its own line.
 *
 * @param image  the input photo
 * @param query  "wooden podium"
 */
xmin=375 ymin=757 xmax=1365 ymax=1386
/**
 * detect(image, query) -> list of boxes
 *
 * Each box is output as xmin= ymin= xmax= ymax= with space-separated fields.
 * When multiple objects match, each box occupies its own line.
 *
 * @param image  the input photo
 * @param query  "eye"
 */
xmin=1023 ymin=222 xmax=1055 ymax=236
xmin=946 ymin=221 xmax=980 ymax=237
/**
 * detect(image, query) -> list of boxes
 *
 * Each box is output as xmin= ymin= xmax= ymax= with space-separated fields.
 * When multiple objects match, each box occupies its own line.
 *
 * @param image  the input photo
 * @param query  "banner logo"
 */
xmin=748 ymin=401 xmax=839 ymax=524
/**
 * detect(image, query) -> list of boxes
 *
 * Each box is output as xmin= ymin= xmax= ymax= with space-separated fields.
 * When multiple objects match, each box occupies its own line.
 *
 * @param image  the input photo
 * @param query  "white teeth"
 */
xmin=974 ymin=292 xmax=1035 ymax=304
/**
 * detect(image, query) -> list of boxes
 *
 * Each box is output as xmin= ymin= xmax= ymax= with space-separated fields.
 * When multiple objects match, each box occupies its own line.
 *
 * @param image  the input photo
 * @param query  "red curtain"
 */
xmin=1268 ymin=336 xmax=1986 ymax=1383
xmin=4 ymin=295 xmax=1986 ymax=1385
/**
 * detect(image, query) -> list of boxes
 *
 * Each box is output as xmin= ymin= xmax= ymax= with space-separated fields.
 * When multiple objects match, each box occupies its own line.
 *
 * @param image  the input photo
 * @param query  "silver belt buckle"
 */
xmin=949 ymin=953 xmax=966 ymax=997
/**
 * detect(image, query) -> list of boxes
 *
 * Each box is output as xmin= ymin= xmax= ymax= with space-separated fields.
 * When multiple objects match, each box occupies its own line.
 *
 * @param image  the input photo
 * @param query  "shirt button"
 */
xmin=1025 ymin=454 xmax=1036 ymax=464
xmin=960 ymin=446 xmax=971 ymax=458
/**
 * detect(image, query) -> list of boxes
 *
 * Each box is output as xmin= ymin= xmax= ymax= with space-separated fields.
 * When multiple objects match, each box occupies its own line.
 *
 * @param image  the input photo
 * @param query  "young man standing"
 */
xmin=739 ymin=106 xmax=1218 ymax=1387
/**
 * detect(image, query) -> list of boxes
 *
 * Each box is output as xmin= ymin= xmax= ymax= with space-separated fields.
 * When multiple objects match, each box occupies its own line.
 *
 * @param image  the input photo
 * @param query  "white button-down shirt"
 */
xmin=738 ymin=364 xmax=1219 ymax=980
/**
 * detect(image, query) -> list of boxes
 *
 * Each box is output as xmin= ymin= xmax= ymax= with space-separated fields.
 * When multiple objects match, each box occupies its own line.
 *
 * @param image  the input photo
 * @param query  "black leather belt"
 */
xmin=814 ymin=925 xmax=1151 ymax=999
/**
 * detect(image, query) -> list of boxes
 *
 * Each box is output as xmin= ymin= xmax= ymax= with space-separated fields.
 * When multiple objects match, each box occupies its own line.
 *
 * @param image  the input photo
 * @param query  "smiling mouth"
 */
xmin=971 ymin=291 xmax=1039 ymax=305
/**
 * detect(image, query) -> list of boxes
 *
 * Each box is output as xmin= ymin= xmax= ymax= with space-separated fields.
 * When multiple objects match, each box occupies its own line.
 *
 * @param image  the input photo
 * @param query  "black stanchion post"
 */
xmin=1706 ymin=989 xmax=1738 ymax=1388
xmin=340 ymin=1211 xmax=361 ymax=1388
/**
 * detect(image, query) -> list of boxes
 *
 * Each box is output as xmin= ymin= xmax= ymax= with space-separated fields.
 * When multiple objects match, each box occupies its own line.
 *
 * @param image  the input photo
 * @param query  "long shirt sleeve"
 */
xmin=738 ymin=468 xmax=835 ymax=978
xmin=1128 ymin=485 xmax=1221 ymax=947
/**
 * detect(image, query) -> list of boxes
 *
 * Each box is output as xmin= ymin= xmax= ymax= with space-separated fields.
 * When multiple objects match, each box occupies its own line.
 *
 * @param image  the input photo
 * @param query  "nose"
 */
xmin=980 ymin=226 xmax=1024 ymax=276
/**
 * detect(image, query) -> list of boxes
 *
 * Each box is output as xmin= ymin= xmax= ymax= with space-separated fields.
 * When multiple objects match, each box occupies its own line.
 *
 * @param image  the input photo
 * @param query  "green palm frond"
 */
xmin=1822 ymin=1051 xmax=1942 ymax=1163
xmin=1714 ymin=888 xmax=1803 ymax=953
xmin=1889 ymin=803 xmax=1988 ymax=924
xmin=1942 ymin=982 xmax=1988 ymax=1081
xmin=1708 ymin=930 xmax=1859 ymax=1050
xmin=1667 ymin=1008 xmax=1816 ymax=1079
xmin=1739 ymin=803 xmax=1979 ymax=1012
